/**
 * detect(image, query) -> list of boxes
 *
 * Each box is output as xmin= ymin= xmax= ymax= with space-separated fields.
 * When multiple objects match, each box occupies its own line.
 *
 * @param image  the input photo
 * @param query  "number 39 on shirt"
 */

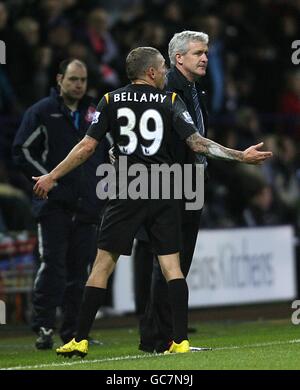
xmin=117 ymin=108 xmax=163 ymax=156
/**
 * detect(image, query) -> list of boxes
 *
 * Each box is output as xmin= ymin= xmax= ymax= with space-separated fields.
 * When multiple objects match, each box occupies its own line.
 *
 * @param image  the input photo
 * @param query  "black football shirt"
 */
xmin=87 ymin=84 xmax=198 ymax=169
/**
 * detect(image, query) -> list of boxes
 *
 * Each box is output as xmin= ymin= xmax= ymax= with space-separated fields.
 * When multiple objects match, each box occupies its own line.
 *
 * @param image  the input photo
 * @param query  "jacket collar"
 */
xmin=167 ymin=66 xmax=208 ymax=126
xmin=167 ymin=66 xmax=191 ymax=92
xmin=50 ymin=87 xmax=94 ymax=112
xmin=166 ymin=66 xmax=205 ymax=94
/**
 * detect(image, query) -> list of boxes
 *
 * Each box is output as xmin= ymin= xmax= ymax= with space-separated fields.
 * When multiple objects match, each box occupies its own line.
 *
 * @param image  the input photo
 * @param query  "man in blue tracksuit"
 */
xmin=13 ymin=59 xmax=109 ymax=349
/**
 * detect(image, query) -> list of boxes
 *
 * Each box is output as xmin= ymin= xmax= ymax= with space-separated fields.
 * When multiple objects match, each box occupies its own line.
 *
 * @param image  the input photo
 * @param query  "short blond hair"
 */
xmin=126 ymin=47 xmax=162 ymax=81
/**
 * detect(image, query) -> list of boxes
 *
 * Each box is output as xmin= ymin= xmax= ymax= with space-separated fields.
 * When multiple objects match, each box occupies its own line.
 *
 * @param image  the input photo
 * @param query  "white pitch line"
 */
xmin=213 ymin=338 xmax=300 ymax=351
xmin=1 ymin=339 xmax=300 ymax=370
xmin=0 ymin=353 xmax=162 ymax=371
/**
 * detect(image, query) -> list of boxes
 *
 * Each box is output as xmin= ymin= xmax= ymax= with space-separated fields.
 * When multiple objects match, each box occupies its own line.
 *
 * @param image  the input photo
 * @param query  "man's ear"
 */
xmin=148 ymin=67 xmax=156 ymax=80
xmin=56 ymin=74 xmax=63 ymax=87
xmin=176 ymin=53 xmax=183 ymax=65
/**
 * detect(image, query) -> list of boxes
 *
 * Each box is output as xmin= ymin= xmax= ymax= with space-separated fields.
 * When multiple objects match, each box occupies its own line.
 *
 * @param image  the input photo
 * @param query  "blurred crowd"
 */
xmin=0 ymin=0 xmax=299 ymax=236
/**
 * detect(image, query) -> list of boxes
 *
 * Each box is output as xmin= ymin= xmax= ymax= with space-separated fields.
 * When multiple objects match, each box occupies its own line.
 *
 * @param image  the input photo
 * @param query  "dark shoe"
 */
xmin=155 ymin=340 xmax=172 ymax=353
xmin=139 ymin=340 xmax=172 ymax=354
xmin=139 ymin=342 xmax=155 ymax=353
xmin=35 ymin=327 xmax=54 ymax=350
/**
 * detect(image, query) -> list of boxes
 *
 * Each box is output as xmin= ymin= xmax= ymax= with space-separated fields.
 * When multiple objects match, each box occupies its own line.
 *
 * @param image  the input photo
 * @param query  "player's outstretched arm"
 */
xmin=186 ymin=133 xmax=273 ymax=164
xmin=32 ymin=135 xmax=98 ymax=199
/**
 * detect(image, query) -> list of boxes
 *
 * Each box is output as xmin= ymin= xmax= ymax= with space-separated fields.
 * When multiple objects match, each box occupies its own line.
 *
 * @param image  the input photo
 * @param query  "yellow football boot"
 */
xmin=164 ymin=340 xmax=190 ymax=354
xmin=56 ymin=338 xmax=88 ymax=358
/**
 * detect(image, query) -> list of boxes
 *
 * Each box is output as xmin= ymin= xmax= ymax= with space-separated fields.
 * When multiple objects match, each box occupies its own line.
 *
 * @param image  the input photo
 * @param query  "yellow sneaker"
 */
xmin=164 ymin=340 xmax=190 ymax=354
xmin=56 ymin=338 xmax=88 ymax=358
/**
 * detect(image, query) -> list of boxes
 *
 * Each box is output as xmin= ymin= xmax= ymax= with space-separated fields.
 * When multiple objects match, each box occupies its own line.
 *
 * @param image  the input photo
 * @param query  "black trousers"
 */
xmin=133 ymin=240 xmax=154 ymax=316
xmin=137 ymin=209 xmax=202 ymax=352
xmin=31 ymin=210 xmax=97 ymax=342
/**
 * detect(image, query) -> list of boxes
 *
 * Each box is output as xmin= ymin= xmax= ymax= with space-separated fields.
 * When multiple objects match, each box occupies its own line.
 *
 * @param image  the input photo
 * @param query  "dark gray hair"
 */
xmin=126 ymin=47 xmax=162 ymax=81
xmin=168 ymin=31 xmax=209 ymax=66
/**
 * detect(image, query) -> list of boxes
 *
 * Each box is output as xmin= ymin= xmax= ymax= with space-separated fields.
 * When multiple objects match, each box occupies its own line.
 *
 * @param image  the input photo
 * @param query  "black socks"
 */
xmin=168 ymin=278 xmax=189 ymax=344
xmin=75 ymin=280 xmax=188 ymax=345
xmin=75 ymin=286 xmax=106 ymax=342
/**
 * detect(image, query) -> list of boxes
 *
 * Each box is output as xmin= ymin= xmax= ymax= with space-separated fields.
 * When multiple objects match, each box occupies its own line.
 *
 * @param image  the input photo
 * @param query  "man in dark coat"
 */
xmin=137 ymin=31 xmax=210 ymax=353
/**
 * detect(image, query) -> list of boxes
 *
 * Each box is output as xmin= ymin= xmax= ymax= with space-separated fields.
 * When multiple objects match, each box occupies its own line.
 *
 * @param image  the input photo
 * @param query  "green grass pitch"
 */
xmin=1 ymin=319 xmax=300 ymax=370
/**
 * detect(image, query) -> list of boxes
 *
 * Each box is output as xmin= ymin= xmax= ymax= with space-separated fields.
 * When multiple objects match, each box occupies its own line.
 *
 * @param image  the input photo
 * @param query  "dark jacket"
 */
xmin=136 ymin=67 xmax=208 ymax=240
xmin=166 ymin=66 xmax=208 ymax=166
xmin=13 ymin=88 xmax=110 ymax=223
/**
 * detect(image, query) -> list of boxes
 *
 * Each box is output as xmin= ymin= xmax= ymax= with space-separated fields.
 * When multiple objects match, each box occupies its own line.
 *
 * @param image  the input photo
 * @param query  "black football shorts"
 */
xmin=98 ymin=198 xmax=181 ymax=256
